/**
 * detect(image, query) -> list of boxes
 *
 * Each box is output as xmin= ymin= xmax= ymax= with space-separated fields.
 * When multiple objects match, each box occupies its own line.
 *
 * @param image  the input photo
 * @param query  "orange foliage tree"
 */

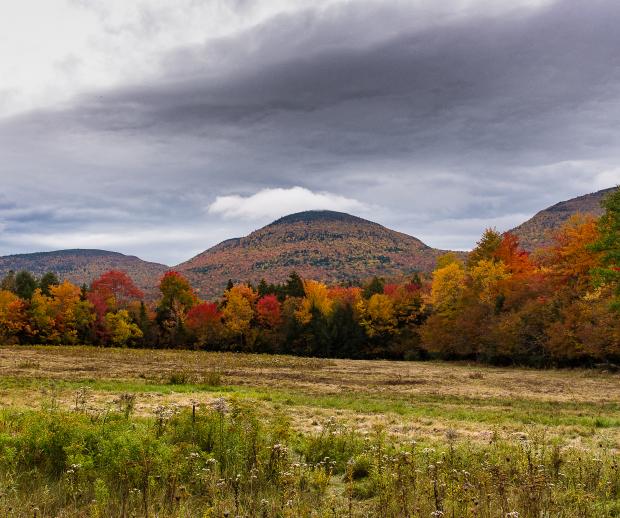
xmin=0 ymin=290 xmax=27 ymax=343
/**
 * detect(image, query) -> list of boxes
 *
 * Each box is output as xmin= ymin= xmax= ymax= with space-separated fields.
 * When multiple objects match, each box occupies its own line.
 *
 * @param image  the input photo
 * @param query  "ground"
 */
xmin=1 ymin=345 xmax=618 ymax=451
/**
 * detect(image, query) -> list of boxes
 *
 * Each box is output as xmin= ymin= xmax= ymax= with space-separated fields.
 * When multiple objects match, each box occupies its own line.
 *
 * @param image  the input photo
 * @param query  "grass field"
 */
xmin=0 ymin=346 xmax=618 ymax=516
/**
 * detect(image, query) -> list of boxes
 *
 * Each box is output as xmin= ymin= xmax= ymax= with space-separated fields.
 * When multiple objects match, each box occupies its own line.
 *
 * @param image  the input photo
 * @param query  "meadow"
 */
xmin=0 ymin=345 xmax=618 ymax=517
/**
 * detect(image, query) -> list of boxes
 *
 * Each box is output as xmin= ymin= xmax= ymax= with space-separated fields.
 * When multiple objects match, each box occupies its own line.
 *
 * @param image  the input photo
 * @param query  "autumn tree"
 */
xmin=90 ymin=270 xmax=144 ymax=311
xmin=469 ymin=259 xmax=510 ymax=305
xmin=494 ymin=233 xmax=532 ymax=275
xmin=105 ymin=309 xmax=143 ymax=347
xmin=539 ymin=214 xmax=600 ymax=293
xmin=357 ymin=293 xmax=397 ymax=338
xmin=50 ymin=281 xmax=94 ymax=344
xmin=29 ymin=281 xmax=94 ymax=344
xmin=430 ymin=261 xmax=465 ymax=314
xmin=0 ymin=290 xmax=26 ymax=343
xmin=256 ymin=295 xmax=282 ymax=329
xmin=436 ymin=252 xmax=462 ymax=269
xmin=296 ymin=280 xmax=332 ymax=324
xmin=222 ymin=284 xmax=257 ymax=347
xmin=186 ymin=302 xmax=223 ymax=347
xmin=328 ymin=286 xmax=362 ymax=308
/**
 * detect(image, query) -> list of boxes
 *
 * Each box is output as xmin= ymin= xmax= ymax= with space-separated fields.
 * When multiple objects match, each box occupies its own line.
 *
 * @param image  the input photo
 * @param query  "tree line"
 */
xmin=1 ymin=188 xmax=619 ymax=366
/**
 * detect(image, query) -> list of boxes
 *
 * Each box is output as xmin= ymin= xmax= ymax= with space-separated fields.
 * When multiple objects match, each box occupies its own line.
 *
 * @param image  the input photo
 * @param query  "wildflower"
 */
xmin=445 ymin=428 xmax=458 ymax=441
xmin=211 ymin=397 xmax=229 ymax=414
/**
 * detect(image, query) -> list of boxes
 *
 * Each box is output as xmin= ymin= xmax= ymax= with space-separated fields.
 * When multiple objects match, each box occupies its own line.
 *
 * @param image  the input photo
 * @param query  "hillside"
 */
xmin=0 ymin=249 xmax=168 ymax=297
xmin=176 ymin=210 xmax=451 ymax=297
xmin=510 ymin=187 xmax=617 ymax=251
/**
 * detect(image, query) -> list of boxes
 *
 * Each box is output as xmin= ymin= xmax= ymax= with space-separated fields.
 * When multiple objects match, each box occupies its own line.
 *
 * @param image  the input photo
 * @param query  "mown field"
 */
xmin=0 ymin=346 xmax=618 ymax=517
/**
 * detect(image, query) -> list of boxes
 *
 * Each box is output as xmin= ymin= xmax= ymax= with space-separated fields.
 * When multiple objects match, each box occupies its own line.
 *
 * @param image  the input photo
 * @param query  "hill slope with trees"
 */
xmin=509 ymin=187 xmax=616 ymax=251
xmin=0 ymin=249 xmax=167 ymax=297
xmin=175 ymin=210 xmax=452 ymax=297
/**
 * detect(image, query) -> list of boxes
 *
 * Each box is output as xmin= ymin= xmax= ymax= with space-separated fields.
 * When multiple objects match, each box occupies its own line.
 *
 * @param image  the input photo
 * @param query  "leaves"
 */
xmin=430 ymin=262 xmax=465 ymax=314
xmin=222 ymin=284 xmax=256 ymax=338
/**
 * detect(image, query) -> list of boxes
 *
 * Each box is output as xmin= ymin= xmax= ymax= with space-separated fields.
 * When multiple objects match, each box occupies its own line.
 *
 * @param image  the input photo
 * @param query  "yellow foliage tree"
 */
xmin=469 ymin=259 xmax=510 ymax=304
xmin=356 ymin=293 xmax=397 ymax=337
xmin=430 ymin=262 xmax=465 ymax=314
xmin=105 ymin=309 xmax=143 ymax=347
xmin=29 ymin=289 xmax=57 ymax=342
xmin=30 ymin=281 xmax=94 ymax=344
xmin=296 ymin=280 xmax=333 ymax=324
xmin=222 ymin=284 xmax=256 ymax=340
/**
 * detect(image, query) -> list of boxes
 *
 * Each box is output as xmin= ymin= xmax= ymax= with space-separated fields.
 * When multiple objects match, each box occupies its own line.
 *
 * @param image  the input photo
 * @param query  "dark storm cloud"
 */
xmin=1 ymin=0 xmax=620 ymax=261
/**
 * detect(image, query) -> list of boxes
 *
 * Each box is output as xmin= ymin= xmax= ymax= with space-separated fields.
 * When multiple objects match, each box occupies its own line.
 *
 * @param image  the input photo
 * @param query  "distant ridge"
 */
xmin=510 ymin=187 xmax=617 ymax=251
xmin=0 ymin=249 xmax=168 ymax=297
xmin=176 ymin=210 xmax=453 ymax=297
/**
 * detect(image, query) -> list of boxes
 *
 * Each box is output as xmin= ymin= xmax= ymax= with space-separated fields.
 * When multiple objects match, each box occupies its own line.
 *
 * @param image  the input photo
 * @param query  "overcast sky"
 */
xmin=1 ymin=0 xmax=619 ymax=265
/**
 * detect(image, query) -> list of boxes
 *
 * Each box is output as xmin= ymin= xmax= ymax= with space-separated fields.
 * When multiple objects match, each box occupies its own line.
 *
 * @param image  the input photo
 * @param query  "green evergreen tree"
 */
xmin=257 ymin=278 xmax=269 ymax=297
xmin=39 ymin=272 xmax=60 ymax=296
xmin=590 ymin=186 xmax=620 ymax=310
xmin=15 ymin=271 xmax=37 ymax=299
xmin=285 ymin=271 xmax=305 ymax=298
xmin=363 ymin=276 xmax=384 ymax=299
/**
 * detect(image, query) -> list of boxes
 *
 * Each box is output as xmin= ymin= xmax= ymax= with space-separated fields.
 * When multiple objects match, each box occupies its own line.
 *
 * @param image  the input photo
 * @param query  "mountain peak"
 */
xmin=177 ymin=210 xmax=450 ymax=296
xmin=269 ymin=210 xmax=373 ymax=226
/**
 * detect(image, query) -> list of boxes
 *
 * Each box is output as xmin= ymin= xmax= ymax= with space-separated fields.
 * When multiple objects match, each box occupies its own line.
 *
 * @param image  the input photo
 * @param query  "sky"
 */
xmin=1 ymin=0 xmax=619 ymax=265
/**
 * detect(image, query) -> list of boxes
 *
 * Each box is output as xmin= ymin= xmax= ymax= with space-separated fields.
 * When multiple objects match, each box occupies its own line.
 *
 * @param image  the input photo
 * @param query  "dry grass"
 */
xmin=0 ymin=345 xmax=618 ymax=448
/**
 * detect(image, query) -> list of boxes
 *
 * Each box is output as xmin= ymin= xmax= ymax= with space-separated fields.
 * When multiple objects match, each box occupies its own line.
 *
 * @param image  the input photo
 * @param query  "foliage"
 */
xmin=222 ymin=284 xmax=256 ymax=345
xmin=256 ymin=295 xmax=282 ymax=328
xmin=430 ymin=261 xmax=465 ymax=314
xmin=90 ymin=270 xmax=144 ymax=311
xmin=590 ymin=187 xmax=620 ymax=310
xmin=15 ymin=270 xmax=37 ymax=300
xmin=186 ymin=302 xmax=223 ymax=347
xmin=105 ymin=309 xmax=143 ymax=347
xmin=296 ymin=280 xmax=333 ymax=325
xmin=466 ymin=227 xmax=503 ymax=269
xmin=0 ymin=290 xmax=26 ymax=343
xmin=1 ymin=189 xmax=620 ymax=366
xmin=469 ymin=258 xmax=510 ymax=304
xmin=357 ymin=293 xmax=397 ymax=338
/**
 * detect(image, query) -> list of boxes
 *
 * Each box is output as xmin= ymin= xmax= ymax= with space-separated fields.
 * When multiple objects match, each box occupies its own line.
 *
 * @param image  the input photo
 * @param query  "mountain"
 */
xmin=510 ymin=187 xmax=617 ymax=251
xmin=0 ymin=249 xmax=168 ymax=297
xmin=176 ymin=210 xmax=452 ymax=297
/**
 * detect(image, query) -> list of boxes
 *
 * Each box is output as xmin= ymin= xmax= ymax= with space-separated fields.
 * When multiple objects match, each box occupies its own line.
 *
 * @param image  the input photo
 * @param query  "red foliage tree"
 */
xmin=256 ymin=294 xmax=282 ymax=328
xmin=90 ymin=270 xmax=144 ymax=310
xmin=494 ymin=233 xmax=532 ymax=275
xmin=186 ymin=302 xmax=223 ymax=346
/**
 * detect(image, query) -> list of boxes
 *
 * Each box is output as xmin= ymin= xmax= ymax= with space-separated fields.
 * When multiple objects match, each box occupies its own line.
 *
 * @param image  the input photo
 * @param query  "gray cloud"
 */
xmin=1 ymin=0 xmax=620 ymax=263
